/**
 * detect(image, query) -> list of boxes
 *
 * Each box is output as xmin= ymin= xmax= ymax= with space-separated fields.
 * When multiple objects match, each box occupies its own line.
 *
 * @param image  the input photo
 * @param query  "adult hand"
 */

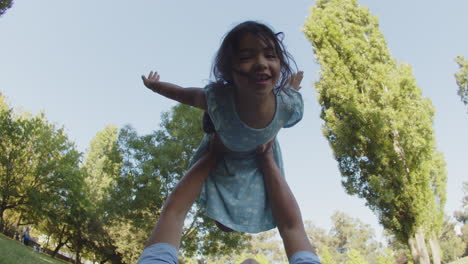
xmin=256 ymin=138 xmax=275 ymax=161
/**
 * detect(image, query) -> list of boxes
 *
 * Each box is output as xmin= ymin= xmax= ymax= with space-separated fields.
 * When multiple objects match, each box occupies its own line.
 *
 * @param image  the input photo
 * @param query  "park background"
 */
xmin=1 ymin=0 xmax=467 ymax=263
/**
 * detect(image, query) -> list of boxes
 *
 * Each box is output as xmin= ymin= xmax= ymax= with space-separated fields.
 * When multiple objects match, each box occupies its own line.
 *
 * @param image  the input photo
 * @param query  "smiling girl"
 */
xmin=142 ymin=21 xmax=303 ymax=233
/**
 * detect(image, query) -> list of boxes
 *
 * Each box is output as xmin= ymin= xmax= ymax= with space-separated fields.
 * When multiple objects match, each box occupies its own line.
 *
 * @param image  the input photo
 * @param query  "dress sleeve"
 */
xmin=282 ymin=86 xmax=304 ymax=128
xmin=289 ymin=251 xmax=322 ymax=264
xmin=204 ymin=84 xmax=220 ymax=130
xmin=137 ymin=243 xmax=178 ymax=264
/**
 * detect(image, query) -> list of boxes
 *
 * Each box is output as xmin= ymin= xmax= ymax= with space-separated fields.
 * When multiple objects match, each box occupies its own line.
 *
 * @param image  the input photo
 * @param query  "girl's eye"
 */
xmin=239 ymin=56 xmax=251 ymax=61
xmin=266 ymin=53 xmax=277 ymax=59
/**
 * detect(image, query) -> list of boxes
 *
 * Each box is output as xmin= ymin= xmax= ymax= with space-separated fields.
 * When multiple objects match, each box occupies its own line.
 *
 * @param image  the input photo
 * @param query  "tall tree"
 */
xmin=305 ymin=211 xmax=382 ymax=264
xmin=82 ymin=125 xmax=123 ymax=263
xmin=454 ymin=182 xmax=468 ymax=256
xmin=32 ymin=150 xmax=87 ymax=258
xmin=438 ymin=217 xmax=465 ymax=262
xmin=0 ymin=95 xmax=82 ymax=232
xmin=83 ymin=124 xmax=121 ymax=204
xmin=0 ymin=0 xmax=13 ymax=16
xmin=303 ymin=1 xmax=447 ymax=263
xmin=455 ymin=56 xmax=468 ymax=111
xmin=347 ymin=249 xmax=368 ymax=264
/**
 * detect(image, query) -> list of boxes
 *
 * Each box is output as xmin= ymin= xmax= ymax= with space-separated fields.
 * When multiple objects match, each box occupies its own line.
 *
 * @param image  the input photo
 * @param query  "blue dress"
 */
xmin=190 ymin=84 xmax=303 ymax=233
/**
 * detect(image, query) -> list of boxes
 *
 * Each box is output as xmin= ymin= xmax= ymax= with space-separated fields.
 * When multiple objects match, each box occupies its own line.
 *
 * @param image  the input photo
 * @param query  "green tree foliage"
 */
xmin=455 ymin=56 xmax=468 ymax=110
xmin=81 ymin=125 xmax=123 ymax=263
xmin=248 ymin=230 xmax=286 ymax=263
xmin=330 ymin=212 xmax=380 ymax=263
xmin=375 ymin=249 xmax=395 ymax=264
xmin=438 ymin=217 xmax=465 ymax=263
xmin=83 ymin=124 xmax=121 ymax=204
xmin=454 ymin=182 xmax=468 ymax=257
xmin=0 ymin=95 xmax=82 ymax=232
xmin=33 ymin=155 xmax=88 ymax=258
xmin=320 ymin=246 xmax=337 ymax=264
xmin=303 ymin=1 xmax=447 ymax=262
xmin=347 ymin=249 xmax=368 ymax=264
xmin=454 ymin=182 xmax=468 ymax=224
xmin=306 ymin=211 xmax=382 ymax=264
xmin=0 ymin=0 xmax=13 ymax=16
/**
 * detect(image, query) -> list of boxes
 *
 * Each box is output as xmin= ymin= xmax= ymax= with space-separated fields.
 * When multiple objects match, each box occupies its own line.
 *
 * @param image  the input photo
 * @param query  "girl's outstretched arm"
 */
xmin=142 ymin=71 xmax=207 ymax=110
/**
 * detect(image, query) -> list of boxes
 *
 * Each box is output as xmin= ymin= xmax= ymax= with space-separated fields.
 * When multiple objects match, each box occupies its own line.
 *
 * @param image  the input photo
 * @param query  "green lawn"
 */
xmin=0 ymin=233 xmax=67 ymax=264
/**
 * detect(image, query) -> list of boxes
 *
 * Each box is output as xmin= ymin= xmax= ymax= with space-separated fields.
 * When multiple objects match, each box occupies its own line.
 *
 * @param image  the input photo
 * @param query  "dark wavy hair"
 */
xmin=211 ymin=21 xmax=297 ymax=92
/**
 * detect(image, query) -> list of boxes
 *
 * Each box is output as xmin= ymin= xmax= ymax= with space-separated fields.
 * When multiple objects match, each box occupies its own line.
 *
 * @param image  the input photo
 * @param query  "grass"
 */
xmin=0 ymin=233 xmax=67 ymax=264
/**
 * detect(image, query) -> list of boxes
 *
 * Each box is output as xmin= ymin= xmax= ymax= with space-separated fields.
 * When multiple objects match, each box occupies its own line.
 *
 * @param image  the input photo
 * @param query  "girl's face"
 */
xmin=231 ymin=33 xmax=281 ymax=97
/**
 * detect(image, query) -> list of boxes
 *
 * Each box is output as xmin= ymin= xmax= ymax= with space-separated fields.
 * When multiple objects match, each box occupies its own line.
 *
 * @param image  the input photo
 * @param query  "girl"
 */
xmin=142 ymin=21 xmax=303 ymax=233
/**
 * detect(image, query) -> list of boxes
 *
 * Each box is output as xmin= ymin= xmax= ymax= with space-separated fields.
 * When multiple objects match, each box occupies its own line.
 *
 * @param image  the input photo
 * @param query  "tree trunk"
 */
xmin=408 ymin=229 xmax=431 ymax=264
xmin=0 ymin=205 xmax=5 ymax=232
xmin=429 ymin=236 xmax=441 ymax=264
xmin=409 ymin=237 xmax=419 ymax=264
xmin=75 ymin=249 xmax=81 ymax=264
xmin=416 ymin=230 xmax=431 ymax=264
xmin=52 ymin=241 xmax=66 ymax=257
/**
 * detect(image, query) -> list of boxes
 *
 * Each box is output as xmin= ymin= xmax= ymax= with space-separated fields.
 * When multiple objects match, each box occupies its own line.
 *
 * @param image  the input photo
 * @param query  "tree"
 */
xmin=330 ymin=212 xmax=380 ymax=263
xmin=305 ymin=211 xmax=382 ymax=264
xmin=81 ymin=125 xmax=123 ymax=263
xmin=454 ymin=182 xmax=468 ymax=257
xmin=455 ymin=56 xmax=468 ymax=111
xmin=347 ymin=249 xmax=368 ymax=264
xmin=0 ymin=95 xmax=83 ymax=233
xmin=438 ymin=217 xmax=464 ymax=263
xmin=375 ymin=249 xmax=395 ymax=264
xmin=83 ymin=124 xmax=121 ymax=204
xmin=0 ymin=0 xmax=13 ymax=16
xmin=32 ymin=152 xmax=87 ymax=258
xmin=248 ymin=230 xmax=286 ymax=263
xmin=303 ymin=1 xmax=447 ymax=263
xmin=320 ymin=246 xmax=337 ymax=264
xmin=454 ymin=182 xmax=468 ymax=224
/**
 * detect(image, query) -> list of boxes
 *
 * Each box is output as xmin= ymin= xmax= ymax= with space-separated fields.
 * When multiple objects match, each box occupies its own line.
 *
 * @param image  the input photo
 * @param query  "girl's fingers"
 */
xmin=142 ymin=71 xmax=160 ymax=83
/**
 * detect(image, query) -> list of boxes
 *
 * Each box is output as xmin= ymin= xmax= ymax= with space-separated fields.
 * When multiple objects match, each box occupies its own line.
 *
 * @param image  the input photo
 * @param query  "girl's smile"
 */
xmin=232 ymin=33 xmax=281 ymax=96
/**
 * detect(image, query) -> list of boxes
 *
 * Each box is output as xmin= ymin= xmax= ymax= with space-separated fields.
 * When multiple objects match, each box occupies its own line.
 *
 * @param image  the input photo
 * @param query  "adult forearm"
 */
xmin=145 ymin=151 xmax=217 ymax=248
xmin=259 ymin=153 xmax=315 ymax=257
xmin=162 ymin=152 xmax=217 ymax=218
xmin=260 ymin=156 xmax=303 ymax=231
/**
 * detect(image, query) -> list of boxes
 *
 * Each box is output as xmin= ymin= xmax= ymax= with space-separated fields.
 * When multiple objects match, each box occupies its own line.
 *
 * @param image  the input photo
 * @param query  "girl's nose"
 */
xmin=254 ymin=56 xmax=268 ymax=70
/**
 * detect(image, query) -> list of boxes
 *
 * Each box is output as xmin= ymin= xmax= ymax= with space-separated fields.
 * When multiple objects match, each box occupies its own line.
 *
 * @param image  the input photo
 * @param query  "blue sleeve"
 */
xmin=290 ymin=251 xmax=321 ymax=264
xmin=204 ymin=84 xmax=221 ymax=130
xmin=137 ymin=243 xmax=178 ymax=264
xmin=282 ymin=86 xmax=304 ymax=128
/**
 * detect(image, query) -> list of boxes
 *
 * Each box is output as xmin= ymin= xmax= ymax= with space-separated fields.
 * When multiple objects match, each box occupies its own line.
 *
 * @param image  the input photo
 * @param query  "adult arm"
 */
xmin=142 ymin=71 xmax=207 ymax=110
xmin=257 ymin=142 xmax=316 ymax=258
xmin=144 ymin=134 xmax=223 ymax=249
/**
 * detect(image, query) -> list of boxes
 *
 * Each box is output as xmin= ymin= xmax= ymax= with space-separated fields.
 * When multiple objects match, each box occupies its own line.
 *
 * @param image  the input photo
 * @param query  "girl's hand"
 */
xmin=141 ymin=71 xmax=161 ymax=92
xmin=288 ymin=71 xmax=303 ymax=91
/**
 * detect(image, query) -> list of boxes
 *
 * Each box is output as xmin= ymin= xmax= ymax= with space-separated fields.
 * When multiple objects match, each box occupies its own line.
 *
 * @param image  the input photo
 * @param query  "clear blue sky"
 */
xmin=1 ymin=0 xmax=467 ymax=240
